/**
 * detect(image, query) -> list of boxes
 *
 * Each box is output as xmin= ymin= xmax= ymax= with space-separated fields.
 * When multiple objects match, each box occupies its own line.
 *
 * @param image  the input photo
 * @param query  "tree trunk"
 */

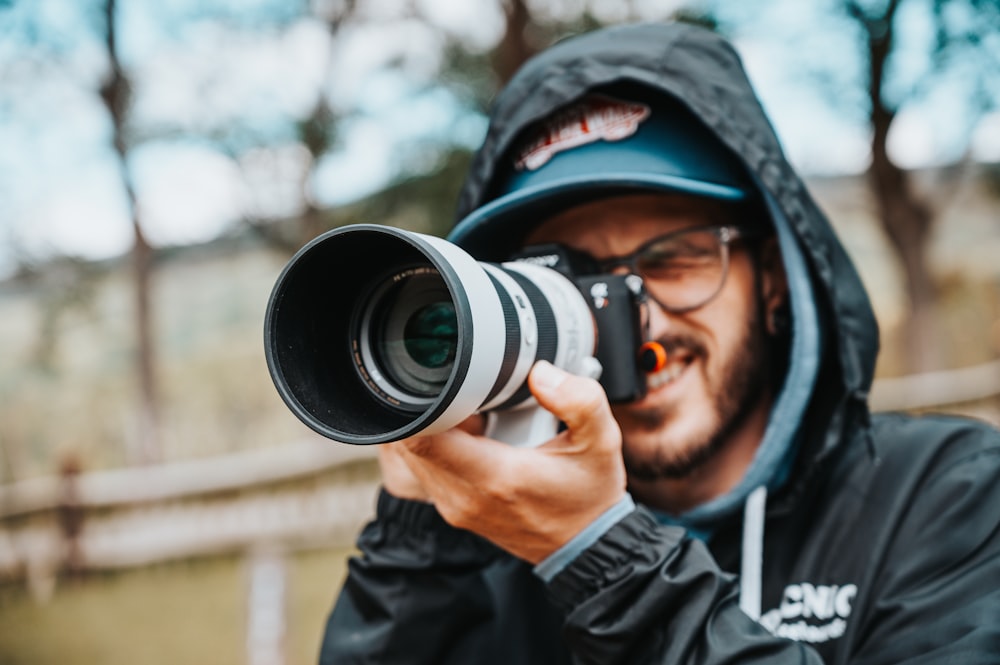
xmin=101 ymin=0 xmax=161 ymax=463
xmin=295 ymin=0 xmax=356 ymax=246
xmin=492 ymin=0 xmax=535 ymax=87
xmin=132 ymin=220 xmax=160 ymax=463
xmin=858 ymin=0 xmax=941 ymax=373
xmin=867 ymin=125 xmax=939 ymax=372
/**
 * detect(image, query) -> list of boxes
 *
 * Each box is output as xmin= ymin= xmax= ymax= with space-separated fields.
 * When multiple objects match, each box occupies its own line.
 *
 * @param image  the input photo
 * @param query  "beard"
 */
xmin=619 ymin=298 xmax=773 ymax=482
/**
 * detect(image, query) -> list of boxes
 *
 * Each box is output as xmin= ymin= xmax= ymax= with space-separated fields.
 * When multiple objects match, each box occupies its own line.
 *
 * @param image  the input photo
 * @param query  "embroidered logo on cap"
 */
xmin=514 ymin=95 xmax=651 ymax=171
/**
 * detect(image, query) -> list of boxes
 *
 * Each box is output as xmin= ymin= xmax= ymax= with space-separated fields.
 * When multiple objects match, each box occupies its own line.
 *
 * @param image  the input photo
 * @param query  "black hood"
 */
xmin=448 ymin=22 xmax=880 ymax=513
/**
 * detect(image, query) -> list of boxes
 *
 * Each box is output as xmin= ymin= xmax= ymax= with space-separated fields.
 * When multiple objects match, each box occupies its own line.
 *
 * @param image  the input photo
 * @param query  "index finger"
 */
xmin=528 ymin=361 xmax=619 ymax=448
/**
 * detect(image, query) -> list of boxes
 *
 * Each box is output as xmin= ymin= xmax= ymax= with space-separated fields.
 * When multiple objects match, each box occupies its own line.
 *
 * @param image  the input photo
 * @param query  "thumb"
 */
xmin=528 ymin=360 xmax=619 ymax=445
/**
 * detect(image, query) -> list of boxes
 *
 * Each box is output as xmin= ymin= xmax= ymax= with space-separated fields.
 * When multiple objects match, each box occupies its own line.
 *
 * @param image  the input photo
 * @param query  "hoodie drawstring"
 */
xmin=739 ymin=485 xmax=768 ymax=620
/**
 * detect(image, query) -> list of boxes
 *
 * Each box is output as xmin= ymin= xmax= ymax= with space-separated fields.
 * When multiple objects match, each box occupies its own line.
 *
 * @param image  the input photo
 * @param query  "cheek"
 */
xmin=697 ymin=278 xmax=759 ymax=372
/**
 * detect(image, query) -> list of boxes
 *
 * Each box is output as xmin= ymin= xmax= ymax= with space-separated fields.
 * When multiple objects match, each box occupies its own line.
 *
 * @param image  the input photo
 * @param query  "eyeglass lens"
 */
xmin=627 ymin=228 xmax=730 ymax=312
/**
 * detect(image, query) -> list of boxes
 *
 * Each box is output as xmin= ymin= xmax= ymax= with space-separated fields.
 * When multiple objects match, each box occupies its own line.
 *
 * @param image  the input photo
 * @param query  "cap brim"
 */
xmin=447 ymin=173 xmax=746 ymax=262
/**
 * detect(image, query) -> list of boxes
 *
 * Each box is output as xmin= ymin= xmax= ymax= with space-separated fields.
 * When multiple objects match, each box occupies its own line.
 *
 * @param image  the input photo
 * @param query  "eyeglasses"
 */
xmin=593 ymin=225 xmax=757 ymax=313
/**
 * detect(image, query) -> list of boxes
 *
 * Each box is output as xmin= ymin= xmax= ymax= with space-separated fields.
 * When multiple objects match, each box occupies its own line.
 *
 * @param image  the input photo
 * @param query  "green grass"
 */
xmin=0 ymin=547 xmax=354 ymax=665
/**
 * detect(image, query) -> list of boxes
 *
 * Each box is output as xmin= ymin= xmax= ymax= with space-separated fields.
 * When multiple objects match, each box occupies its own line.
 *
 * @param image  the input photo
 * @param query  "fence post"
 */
xmin=246 ymin=544 xmax=287 ymax=665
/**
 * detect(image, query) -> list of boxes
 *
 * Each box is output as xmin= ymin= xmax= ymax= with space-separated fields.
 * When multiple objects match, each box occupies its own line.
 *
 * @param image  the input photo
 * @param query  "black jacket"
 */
xmin=320 ymin=23 xmax=1000 ymax=664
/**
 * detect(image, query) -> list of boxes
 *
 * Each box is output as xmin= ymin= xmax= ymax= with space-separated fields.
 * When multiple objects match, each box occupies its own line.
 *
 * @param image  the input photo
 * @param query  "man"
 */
xmin=319 ymin=22 xmax=1000 ymax=664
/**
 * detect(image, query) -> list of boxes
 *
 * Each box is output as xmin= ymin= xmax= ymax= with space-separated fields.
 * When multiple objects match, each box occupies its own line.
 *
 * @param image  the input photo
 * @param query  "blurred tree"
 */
xmin=295 ymin=0 xmax=356 ymax=245
xmin=328 ymin=1 xmax=724 ymax=240
xmin=492 ymin=0 xmax=536 ymax=87
xmin=351 ymin=0 xmax=544 ymax=233
xmin=716 ymin=0 xmax=999 ymax=372
xmin=236 ymin=0 xmax=362 ymax=254
xmin=249 ymin=1 xmax=724 ymax=248
xmin=442 ymin=3 xmax=718 ymax=228
xmin=25 ymin=257 xmax=103 ymax=373
xmin=841 ymin=0 xmax=999 ymax=372
xmin=341 ymin=147 xmax=475 ymax=238
xmin=99 ymin=0 xmax=160 ymax=464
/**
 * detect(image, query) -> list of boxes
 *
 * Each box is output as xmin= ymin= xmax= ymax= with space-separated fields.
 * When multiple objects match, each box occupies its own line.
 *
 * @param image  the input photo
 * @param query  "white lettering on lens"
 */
xmin=517 ymin=254 xmax=560 ymax=268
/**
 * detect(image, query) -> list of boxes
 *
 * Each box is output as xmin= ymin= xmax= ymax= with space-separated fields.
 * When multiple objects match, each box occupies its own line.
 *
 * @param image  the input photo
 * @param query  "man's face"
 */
xmin=524 ymin=193 xmax=785 ymax=489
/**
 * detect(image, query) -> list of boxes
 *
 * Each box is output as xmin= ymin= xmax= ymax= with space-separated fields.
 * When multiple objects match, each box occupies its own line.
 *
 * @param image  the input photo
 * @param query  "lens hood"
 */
xmin=264 ymin=224 xmax=508 ymax=444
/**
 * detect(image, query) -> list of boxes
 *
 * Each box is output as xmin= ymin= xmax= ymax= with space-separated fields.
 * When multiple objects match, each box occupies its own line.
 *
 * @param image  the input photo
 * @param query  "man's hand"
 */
xmin=389 ymin=360 xmax=628 ymax=564
xmin=377 ymin=415 xmax=487 ymax=502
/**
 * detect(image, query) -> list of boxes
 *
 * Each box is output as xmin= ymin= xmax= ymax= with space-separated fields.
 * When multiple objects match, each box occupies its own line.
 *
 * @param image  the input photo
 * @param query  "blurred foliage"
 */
xmin=438 ymin=40 xmax=499 ymax=114
xmin=983 ymin=162 xmax=1000 ymax=198
xmin=324 ymin=2 xmax=725 ymax=242
xmin=665 ymin=7 xmax=720 ymax=32
xmin=346 ymin=146 xmax=476 ymax=237
xmin=296 ymin=101 xmax=339 ymax=159
xmin=248 ymin=145 xmax=475 ymax=252
xmin=23 ymin=258 xmax=105 ymax=373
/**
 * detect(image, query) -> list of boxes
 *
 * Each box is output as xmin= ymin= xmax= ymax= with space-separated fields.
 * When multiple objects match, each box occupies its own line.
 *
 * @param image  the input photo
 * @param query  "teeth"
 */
xmin=647 ymin=361 xmax=686 ymax=389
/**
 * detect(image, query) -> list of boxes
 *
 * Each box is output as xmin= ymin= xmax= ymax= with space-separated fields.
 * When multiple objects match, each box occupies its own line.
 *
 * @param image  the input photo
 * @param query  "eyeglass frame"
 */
xmin=587 ymin=224 xmax=763 ymax=314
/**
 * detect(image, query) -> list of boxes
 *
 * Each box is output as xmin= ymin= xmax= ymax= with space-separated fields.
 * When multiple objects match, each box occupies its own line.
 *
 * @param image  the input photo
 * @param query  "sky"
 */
xmin=0 ymin=0 xmax=998 ymax=279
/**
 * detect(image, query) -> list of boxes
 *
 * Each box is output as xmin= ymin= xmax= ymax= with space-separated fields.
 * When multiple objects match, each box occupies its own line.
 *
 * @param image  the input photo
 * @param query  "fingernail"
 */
xmin=531 ymin=360 xmax=567 ymax=392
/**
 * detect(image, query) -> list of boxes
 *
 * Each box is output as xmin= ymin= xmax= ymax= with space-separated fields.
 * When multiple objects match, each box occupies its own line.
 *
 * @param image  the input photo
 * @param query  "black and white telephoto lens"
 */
xmin=264 ymin=224 xmax=598 ymax=445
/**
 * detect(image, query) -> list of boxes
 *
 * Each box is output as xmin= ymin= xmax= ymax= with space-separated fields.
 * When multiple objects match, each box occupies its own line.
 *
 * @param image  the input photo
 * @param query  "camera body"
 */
xmin=264 ymin=224 xmax=648 ymax=447
xmin=508 ymin=243 xmax=646 ymax=405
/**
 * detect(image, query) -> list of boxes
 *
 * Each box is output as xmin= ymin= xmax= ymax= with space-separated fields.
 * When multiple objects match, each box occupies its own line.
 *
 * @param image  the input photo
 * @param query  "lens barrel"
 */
xmin=264 ymin=224 xmax=597 ymax=445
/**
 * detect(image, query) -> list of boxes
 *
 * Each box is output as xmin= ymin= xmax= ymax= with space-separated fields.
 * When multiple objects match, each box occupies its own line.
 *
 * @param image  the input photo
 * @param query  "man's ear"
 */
xmin=758 ymin=237 xmax=789 ymax=335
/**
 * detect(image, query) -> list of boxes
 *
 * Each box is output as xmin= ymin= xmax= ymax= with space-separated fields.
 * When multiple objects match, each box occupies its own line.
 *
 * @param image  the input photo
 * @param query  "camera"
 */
xmin=264 ymin=224 xmax=646 ymax=447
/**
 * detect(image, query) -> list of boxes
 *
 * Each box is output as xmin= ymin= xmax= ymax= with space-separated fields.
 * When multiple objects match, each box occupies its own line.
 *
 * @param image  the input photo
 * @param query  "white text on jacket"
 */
xmin=759 ymin=583 xmax=858 ymax=643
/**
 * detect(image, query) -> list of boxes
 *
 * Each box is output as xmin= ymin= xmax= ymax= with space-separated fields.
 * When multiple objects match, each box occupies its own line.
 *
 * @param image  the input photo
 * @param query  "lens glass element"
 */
xmin=403 ymin=302 xmax=458 ymax=369
xmin=354 ymin=266 xmax=460 ymax=409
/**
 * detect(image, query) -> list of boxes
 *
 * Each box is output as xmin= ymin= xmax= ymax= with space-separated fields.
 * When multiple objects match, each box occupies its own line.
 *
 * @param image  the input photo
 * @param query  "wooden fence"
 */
xmin=1 ymin=359 xmax=998 ymax=598
xmin=0 ymin=438 xmax=379 ymax=600
xmin=868 ymin=359 xmax=1000 ymax=414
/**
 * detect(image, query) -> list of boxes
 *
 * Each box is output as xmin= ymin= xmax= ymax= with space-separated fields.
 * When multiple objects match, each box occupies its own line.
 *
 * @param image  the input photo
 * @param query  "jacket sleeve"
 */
xmin=546 ymin=508 xmax=823 ymax=664
xmin=318 ymin=488 xmax=502 ymax=665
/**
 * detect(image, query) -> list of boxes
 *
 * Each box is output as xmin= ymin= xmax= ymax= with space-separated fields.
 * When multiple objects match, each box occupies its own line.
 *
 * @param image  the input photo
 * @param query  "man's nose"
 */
xmin=643 ymin=291 xmax=682 ymax=336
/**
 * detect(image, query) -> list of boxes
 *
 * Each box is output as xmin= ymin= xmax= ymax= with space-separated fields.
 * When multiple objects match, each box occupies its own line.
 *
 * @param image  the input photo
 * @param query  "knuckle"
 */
xmin=575 ymin=375 xmax=609 ymax=408
xmin=402 ymin=435 xmax=434 ymax=458
xmin=567 ymin=379 xmax=612 ymax=424
xmin=484 ymin=476 xmax=519 ymax=505
xmin=440 ymin=498 xmax=475 ymax=529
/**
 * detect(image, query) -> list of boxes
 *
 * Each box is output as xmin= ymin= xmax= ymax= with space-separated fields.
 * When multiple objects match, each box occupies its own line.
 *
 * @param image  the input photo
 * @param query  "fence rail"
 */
xmin=0 ymin=437 xmax=377 ymax=519
xmin=0 ymin=438 xmax=379 ymax=599
xmin=1 ymin=360 xmax=997 ymax=595
xmin=868 ymin=359 xmax=1000 ymax=413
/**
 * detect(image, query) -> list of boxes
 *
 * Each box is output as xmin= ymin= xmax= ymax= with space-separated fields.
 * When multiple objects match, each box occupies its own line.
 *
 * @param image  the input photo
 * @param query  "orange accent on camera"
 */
xmin=638 ymin=341 xmax=668 ymax=374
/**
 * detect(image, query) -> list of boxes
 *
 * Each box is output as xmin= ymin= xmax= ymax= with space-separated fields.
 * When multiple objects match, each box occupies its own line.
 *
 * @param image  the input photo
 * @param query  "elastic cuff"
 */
xmin=376 ymin=487 xmax=447 ymax=530
xmin=534 ymin=495 xmax=636 ymax=582
xmin=360 ymin=488 xmax=500 ymax=568
xmin=546 ymin=507 xmax=686 ymax=610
